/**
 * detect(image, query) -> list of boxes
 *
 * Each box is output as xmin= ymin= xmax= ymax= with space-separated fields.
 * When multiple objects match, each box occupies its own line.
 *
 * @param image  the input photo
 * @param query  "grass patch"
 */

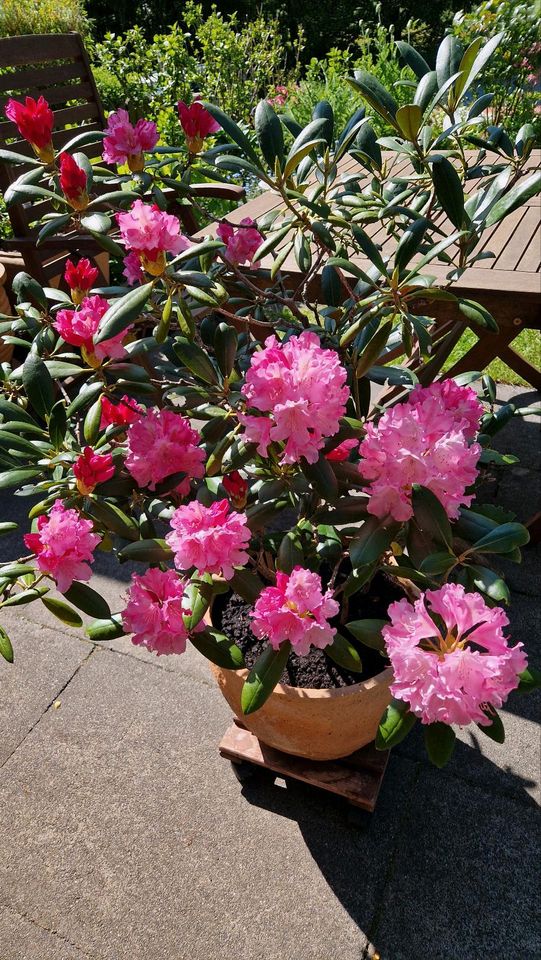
xmin=443 ymin=328 xmax=540 ymax=386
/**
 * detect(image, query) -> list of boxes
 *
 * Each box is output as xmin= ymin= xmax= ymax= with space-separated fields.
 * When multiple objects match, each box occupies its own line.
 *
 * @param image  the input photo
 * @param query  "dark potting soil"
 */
xmin=216 ymin=572 xmax=403 ymax=689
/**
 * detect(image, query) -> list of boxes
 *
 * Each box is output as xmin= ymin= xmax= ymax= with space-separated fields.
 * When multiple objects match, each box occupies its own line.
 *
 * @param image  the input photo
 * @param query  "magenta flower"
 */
xmin=73 ymin=446 xmax=115 ymax=495
xmin=122 ymin=568 xmax=193 ymax=656
xmin=117 ymin=200 xmax=191 ymax=277
xmin=5 ymin=95 xmax=54 ymax=163
xmin=125 ymin=407 xmax=205 ymax=495
xmin=177 ymin=99 xmax=220 ymax=154
xmin=58 ymin=152 xmax=89 ymax=211
xmin=325 ymin=438 xmax=357 ymax=462
xmin=251 ymin=567 xmax=338 ymax=657
xmin=166 ymin=499 xmax=250 ymax=580
xmin=54 ymin=295 xmax=129 ymax=364
xmin=102 ymin=108 xmax=158 ymax=172
xmin=217 ymin=217 xmax=264 ymax=268
xmin=384 ymin=583 xmax=527 ymax=727
xmin=100 ymin=395 xmax=143 ymax=430
xmin=359 ymin=381 xmax=482 ymax=522
xmin=408 ymin=380 xmax=484 ymax=440
xmin=64 ymin=258 xmax=99 ymax=305
xmin=240 ymin=331 xmax=349 ymax=464
xmin=24 ymin=500 xmax=100 ymax=592
xmin=122 ymin=251 xmax=144 ymax=286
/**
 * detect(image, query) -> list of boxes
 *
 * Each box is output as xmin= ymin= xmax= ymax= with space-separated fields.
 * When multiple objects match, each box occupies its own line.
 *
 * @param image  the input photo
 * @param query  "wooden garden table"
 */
xmin=200 ymin=150 xmax=541 ymax=388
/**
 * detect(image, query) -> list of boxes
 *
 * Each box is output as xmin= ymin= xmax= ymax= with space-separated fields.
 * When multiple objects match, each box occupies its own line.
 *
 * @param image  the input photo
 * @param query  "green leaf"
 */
xmin=155 ymin=293 xmax=172 ymax=344
xmin=173 ymin=338 xmax=219 ymax=384
xmin=94 ymin=283 xmax=153 ymax=343
xmin=0 ymin=626 xmax=14 ymax=663
xmin=472 ymin=522 xmax=530 ymax=555
xmin=353 ymin=121 xmax=382 ymax=169
xmin=516 ymin=667 xmax=541 ymax=694
xmin=394 ymin=217 xmax=428 ymax=273
xmin=213 ymin=323 xmax=238 ymax=378
xmin=412 ymin=485 xmax=453 ymax=549
xmin=80 ymin=212 xmax=111 ymax=234
xmin=41 ymin=596 xmax=83 ymax=628
xmin=22 ymin=353 xmax=55 ymax=419
xmin=190 ymin=626 xmax=244 ymax=670
xmin=0 ymin=522 xmax=18 ymax=535
xmin=458 ymin=33 xmax=503 ymax=102
xmin=477 ymin=708 xmax=505 ymax=744
xmin=0 ymin=148 xmax=40 ymax=165
xmin=435 ymin=34 xmax=463 ymax=88
xmin=355 ymin=320 xmax=393 ymax=378
xmin=83 ymin=396 xmax=103 ymax=444
xmin=86 ymin=614 xmax=124 ymax=642
xmin=314 ymin=497 xmax=368 ymax=525
xmin=419 ymin=552 xmax=456 ymax=575
xmin=345 ymin=618 xmax=387 ymax=651
xmin=228 ymin=568 xmax=264 ymax=603
xmin=277 ymin=529 xmax=304 ymax=574
xmin=396 ymin=104 xmax=422 ymax=141
xmin=485 ymin=172 xmax=541 ymax=227
xmin=413 ymin=71 xmax=439 ymax=111
xmin=118 ymin=539 xmax=172 ymax=562
xmin=202 ymin=102 xmax=261 ymax=166
xmin=63 ymin=582 xmax=111 ymax=619
xmin=241 ymin=641 xmax=292 ymax=715
xmin=326 ymin=632 xmax=363 ymax=672
xmin=301 ymin=453 xmax=338 ymax=501
xmin=350 ymin=516 xmax=397 ymax=568
xmin=48 ymin=401 xmax=67 ymax=449
xmin=283 ymin=118 xmax=328 ymax=178
xmin=430 ymin=156 xmax=465 ymax=229
xmin=86 ymin=499 xmax=138 ymax=540
xmin=182 ymin=577 xmax=212 ymax=631
xmin=376 ymin=698 xmax=416 ymax=750
xmin=468 ymin=565 xmax=510 ymax=603
xmin=0 ymin=468 xmax=40 ymax=490
xmin=424 ymin=722 xmax=456 ymax=767
xmin=348 ymin=71 xmax=398 ymax=128
xmin=457 ymin=299 xmax=498 ymax=332
xmin=395 ymin=41 xmax=430 ymax=79
xmin=255 ymin=99 xmax=284 ymax=169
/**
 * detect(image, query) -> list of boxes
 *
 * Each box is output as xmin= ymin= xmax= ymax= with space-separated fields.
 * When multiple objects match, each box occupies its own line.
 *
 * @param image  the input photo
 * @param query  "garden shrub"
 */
xmin=0 ymin=0 xmax=91 ymax=37
xmin=453 ymin=0 xmax=541 ymax=140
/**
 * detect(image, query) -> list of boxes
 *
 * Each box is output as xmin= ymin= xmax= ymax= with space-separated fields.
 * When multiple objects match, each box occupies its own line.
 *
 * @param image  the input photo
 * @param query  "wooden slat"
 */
xmin=475 ymin=207 xmax=528 ymax=269
xmin=0 ymin=82 xmax=94 ymax=113
xmin=0 ymin=61 xmax=85 ymax=95
xmin=0 ymin=34 xmax=82 ymax=68
xmin=516 ymin=223 xmax=541 ymax=273
xmin=495 ymin=206 xmax=540 ymax=271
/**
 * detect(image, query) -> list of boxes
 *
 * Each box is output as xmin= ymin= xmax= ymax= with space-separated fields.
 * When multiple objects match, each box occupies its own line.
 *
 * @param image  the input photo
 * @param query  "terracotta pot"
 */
xmin=208 ymin=574 xmax=416 ymax=761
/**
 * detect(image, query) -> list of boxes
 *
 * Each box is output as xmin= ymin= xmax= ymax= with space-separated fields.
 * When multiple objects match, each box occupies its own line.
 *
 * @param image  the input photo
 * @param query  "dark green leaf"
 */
xmin=412 ymin=485 xmax=453 ymax=549
xmin=228 ymin=568 xmax=264 ymax=604
xmin=63 ymin=582 xmax=111 ymax=619
xmin=48 ymin=401 xmax=67 ymax=449
xmin=301 ymin=453 xmax=338 ymax=501
xmin=485 ymin=172 xmax=541 ymax=227
xmin=214 ymin=324 xmax=238 ymax=378
xmin=516 ymin=667 xmax=541 ymax=694
xmin=430 ymin=156 xmax=465 ymax=229
xmin=326 ymin=632 xmax=363 ymax=672
xmin=345 ymin=618 xmax=387 ymax=651
xmin=376 ymin=698 xmax=416 ymax=749
xmin=94 ymin=283 xmax=153 ymax=343
xmin=350 ymin=516 xmax=397 ymax=568
xmin=118 ymin=539 xmax=172 ymax=562
xmin=473 ymin=522 xmax=530 ymax=555
xmin=477 ymin=708 xmax=505 ymax=743
xmin=22 ymin=353 xmax=55 ymax=419
xmin=190 ymin=626 xmax=244 ymax=669
xmin=468 ymin=565 xmax=510 ymax=603
xmin=424 ymin=722 xmax=456 ymax=767
xmin=277 ymin=529 xmax=304 ymax=574
xmin=241 ymin=641 xmax=291 ymax=715
xmin=435 ymin=34 xmax=463 ymax=88
xmin=458 ymin=299 xmax=498 ymax=332
xmin=255 ymin=99 xmax=284 ymax=169
xmin=0 ymin=626 xmax=14 ymax=662
xmin=41 ymin=596 xmax=83 ymax=628
xmin=395 ymin=41 xmax=430 ymax=79
xmin=201 ymin=102 xmax=261 ymax=166
xmin=86 ymin=614 xmax=124 ymax=642
xmin=348 ymin=71 xmax=398 ymax=127
xmin=173 ymin=338 xmax=219 ymax=384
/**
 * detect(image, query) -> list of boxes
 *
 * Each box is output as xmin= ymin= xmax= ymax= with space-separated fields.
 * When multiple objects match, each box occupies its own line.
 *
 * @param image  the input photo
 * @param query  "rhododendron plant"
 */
xmin=5 ymin=95 xmax=54 ymax=163
xmin=166 ymin=500 xmax=250 ymax=580
xmin=102 ymin=108 xmax=159 ymax=172
xmin=0 ymin=32 xmax=539 ymax=769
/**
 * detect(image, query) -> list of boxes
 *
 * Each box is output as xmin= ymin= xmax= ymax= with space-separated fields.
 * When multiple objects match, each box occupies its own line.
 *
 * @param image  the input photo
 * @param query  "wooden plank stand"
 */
xmin=218 ymin=721 xmax=389 ymax=825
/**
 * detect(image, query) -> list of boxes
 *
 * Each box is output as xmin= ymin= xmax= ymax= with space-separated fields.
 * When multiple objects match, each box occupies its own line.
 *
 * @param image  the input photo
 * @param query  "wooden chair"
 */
xmin=0 ymin=33 xmax=245 ymax=295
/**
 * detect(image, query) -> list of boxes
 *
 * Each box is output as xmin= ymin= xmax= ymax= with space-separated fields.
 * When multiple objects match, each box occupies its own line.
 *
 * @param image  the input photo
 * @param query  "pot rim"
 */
xmin=209 ymin=658 xmax=393 ymax=700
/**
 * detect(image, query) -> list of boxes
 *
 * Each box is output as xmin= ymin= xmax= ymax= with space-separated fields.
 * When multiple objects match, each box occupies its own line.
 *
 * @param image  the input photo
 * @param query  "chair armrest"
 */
xmin=189 ymin=183 xmax=246 ymax=201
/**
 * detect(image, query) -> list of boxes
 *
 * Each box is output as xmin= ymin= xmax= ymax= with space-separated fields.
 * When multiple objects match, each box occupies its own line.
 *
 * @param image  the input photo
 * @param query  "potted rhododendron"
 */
xmin=0 ymin=31 xmax=540 ymax=768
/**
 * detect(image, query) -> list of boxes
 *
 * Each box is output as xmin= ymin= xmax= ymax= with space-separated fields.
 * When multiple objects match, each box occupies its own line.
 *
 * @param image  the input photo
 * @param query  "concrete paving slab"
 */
xmin=0 ymin=903 xmax=96 ymax=960
xmin=0 ymin=645 xmax=418 ymax=960
xmin=371 ymin=767 xmax=541 ymax=960
xmin=0 ymin=610 xmax=90 ymax=766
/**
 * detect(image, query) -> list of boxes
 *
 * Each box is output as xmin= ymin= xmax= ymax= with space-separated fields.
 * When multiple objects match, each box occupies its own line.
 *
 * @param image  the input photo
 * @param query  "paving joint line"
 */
xmin=0 ymin=646 xmax=96 ymax=770
xmin=94 ymin=642 xmax=216 ymax=688
xmin=0 ymin=899 xmax=104 ymax=959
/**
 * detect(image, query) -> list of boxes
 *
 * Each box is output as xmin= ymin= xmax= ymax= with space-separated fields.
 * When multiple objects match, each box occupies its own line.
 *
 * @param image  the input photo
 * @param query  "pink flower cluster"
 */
xmin=166 ymin=499 xmax=250 ymax=580
xmin=240 ymin=332 xmax=349 ymax=464
xmin=55 ymin=295 xmax=128 ymax=364
xmin=24 ymin=500 xmax=100 ymax=592
xmin=117 ymin=200 xmax=191 ymax=281
xmin=359 ymin=381 xmax=483 ymax=522
xmin=217 ymin=218 xmax=264 ymax=268
xmin=100 ymin=394 xmax=143 ymax=430
xmin=267 ymin=85 xmax=289 ymax=108
xmin=125 ymin=407 xmax=205 ymax=495
xmin=102 ymin=108 xmax=158 ymax=171
xmin=122 ymin=568 xmax=192 ymax=656
xmin=251 ymin=567 xmax=338 ymax=657
xmin=73 ymin=447 xmax=115 ymax=495
xmin=384 ymin=583 xmax=527 ymax=727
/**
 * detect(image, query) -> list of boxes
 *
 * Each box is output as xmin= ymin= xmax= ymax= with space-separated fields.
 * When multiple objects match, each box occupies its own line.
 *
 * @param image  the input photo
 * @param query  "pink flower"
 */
xmin=102 ymin=108 xmax=158 ymax=172
xmin=251 ymin=566 xmax=338 ymax=657
xmin=325 ymin=438 xmax=357 ymax=462
xmin=23 ymin=499 xmax=100 ymax=592
xmin=125 ymin=407 xmax=205 ymax=495
xmin=54 ymin=295 xmax=129 ymax=364
xmin=359 ymin=382 xmax=482 ymax=522
xmin=117 ymin=200 xmax=191 ymax=277
xmin=73 ymin=446 xmax=115 ymax=495
xmin=100 ymin=395 xmax=143 ymax=429
xmin=240 ymin=332 xmax=349 ymax=464
xmin=122 ymin=251 xmax=144 ymax=286
xmin=64 ymin=258 xmax=99 ymax=305
xmin=122 ymin=568 xmax=192 ymax=656
xmin=177 ymin=99 xmax=220 ymax=153
xmin=408 ymin=380 xmax=484 ymax=440
xmin=58 ymin=152 xmax=89 ymax=211
xmin=166 ymin=499 xmax=250 ymax=580
xmin=217 ymin=218 xmax=264 ymax=268
xmin=5 ymin=95 xmax=54 ymax=163
xmin=384 ymin=583 xmax=527 ymax=726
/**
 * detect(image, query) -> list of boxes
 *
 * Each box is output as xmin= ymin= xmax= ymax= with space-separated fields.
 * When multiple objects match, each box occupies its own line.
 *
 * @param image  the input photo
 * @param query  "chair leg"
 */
xmin=496 ymin=343 xmax=541 ymax=392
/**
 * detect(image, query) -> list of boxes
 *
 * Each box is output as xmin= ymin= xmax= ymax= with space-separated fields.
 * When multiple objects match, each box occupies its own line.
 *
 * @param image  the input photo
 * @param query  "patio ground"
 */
xmin=0 ymin=386 xmax=539 ymax=960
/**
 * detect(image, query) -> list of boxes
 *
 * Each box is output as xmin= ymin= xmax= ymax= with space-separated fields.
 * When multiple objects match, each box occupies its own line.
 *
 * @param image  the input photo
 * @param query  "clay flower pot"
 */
xmin=208 ymin=574 xmax=416 ymax=761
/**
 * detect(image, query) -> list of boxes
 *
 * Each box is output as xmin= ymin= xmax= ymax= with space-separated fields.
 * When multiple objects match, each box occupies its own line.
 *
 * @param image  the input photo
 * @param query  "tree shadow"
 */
xmin=238 ymin=735 xmax=540 ymax=959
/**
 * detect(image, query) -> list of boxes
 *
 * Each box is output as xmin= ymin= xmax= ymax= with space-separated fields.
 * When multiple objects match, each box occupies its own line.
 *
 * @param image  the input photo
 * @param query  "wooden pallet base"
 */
xmin=218 ymin=721 xmax=389 ymax=816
